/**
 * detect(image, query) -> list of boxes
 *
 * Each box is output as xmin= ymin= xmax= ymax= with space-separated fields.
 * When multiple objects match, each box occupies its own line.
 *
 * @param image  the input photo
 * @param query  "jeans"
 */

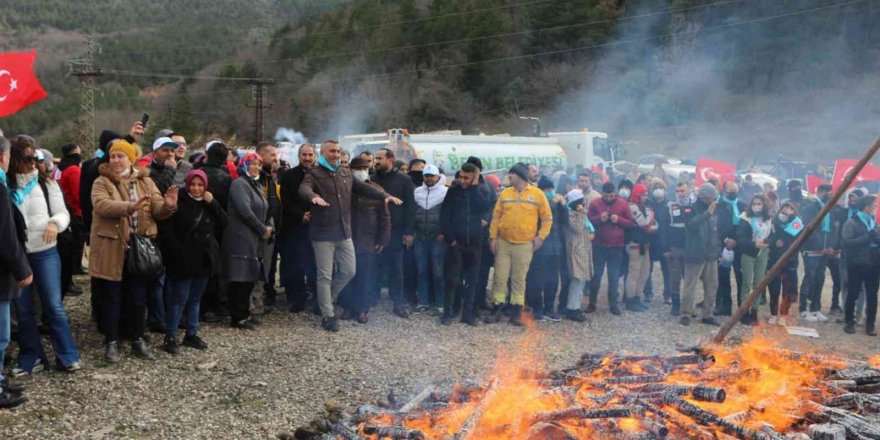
xmin=845 ymin=263 xmax=879 ymax=329
xmin=375 ymin=246 xmax=405 ymax=307
xmin=716 ymin=251 xmax=742 ymax=315
xmin=312 ymin=239 xmax=357 ymax=318
xmin=644 ymin=257 xmax=670 ymax=301
xmin=165 ymin=273 xmax=210 ymax=339
xmin=16 ymin=248 xmax=80 ymax=370
xmin=415 ymin=238 xmax=446 ymax=307
xmin=800 ymin=254 xmax=828 ymax=313
xmin=147 ymin=274 xmax=166 ymax=329
xmin=492 ymin=239 xmax=534 ymax=306
xmin=97 ymin=274 xmax=154 ymax=343
xmin=444 ymin=242 xmax=482 ymax=321
xmin=769 ymin=266 xmax=798 ymax=316
xmin=682 ymin=260 xmax=719 ymax=319
xmin=840 ymin=253 xmax=866 ymax=318
xmin=339 ymin=252 xmax=377 ymax=314
xmin=589 ymin=246 xmax=625 ymax=308
xmin=0 ymin=300 xmax=10 ymax=387
xmin=280 ymin=228 xmax=316 ymax=312
xmin=829 ymin=256 xmax=841 ymax=308
xmin=526 ymin=253 xmax=560 ymax=315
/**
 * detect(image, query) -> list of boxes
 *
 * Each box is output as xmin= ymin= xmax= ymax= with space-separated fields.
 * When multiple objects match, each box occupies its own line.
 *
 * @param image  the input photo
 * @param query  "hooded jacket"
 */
xmin=440 ymin=181 xmax=492 ymax=247
xmin=799 ymin=195 xmax=841 ymax=253
xmin=413 ymin=182 xmax=448 ymax=239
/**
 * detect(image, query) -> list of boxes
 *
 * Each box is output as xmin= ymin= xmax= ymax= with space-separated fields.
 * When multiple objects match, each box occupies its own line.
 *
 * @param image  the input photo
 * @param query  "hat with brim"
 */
xmin=152 ymin=136 xmax=179 ymax=151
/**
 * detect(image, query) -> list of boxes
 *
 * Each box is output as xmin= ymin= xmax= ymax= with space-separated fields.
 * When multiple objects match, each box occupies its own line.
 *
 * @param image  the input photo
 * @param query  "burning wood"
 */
xmin=291 ymin=337 xmax=880 ymax=440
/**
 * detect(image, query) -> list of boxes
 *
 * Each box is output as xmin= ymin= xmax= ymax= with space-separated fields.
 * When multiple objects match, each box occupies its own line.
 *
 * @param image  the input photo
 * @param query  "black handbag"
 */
xmin=126 ymin=233 xmax=164 ymax=278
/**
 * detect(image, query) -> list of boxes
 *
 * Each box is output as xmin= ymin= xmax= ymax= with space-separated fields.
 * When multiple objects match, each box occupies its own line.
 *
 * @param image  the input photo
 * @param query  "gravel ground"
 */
xmin=1 ymin=272 xmax=878 ymax=439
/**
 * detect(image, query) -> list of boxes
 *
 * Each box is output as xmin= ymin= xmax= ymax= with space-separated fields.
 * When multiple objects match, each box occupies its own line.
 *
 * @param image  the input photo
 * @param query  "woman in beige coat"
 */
xmin=90 ymin=140 xmax=177 ymax=363
xmin=564 ymin=189 xmax=594 ymax=322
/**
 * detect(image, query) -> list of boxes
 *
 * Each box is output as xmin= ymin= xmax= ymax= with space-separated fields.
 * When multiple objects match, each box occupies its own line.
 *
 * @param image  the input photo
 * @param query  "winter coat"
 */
xmin=535 ymin=198 xmax=565 ymax=257
xmin=13 ymin=171 xmax=71 ymax=254
xmin=0 ymin=183 xmax=32 ymax=301
xmin=566 ymin=207 xmax=594 ymax=281
xmin=198 ymin=161 xmax=232 ymax=210
xmin=587 ymin=196 xmax=634 ymax=248
xmin=57 ymin=158 xmax=82 ymax=217
xmin=148 ymin=159 xmax=176 ymax=195
xmin=259 ymin=169 xmax=282 ymax=230
xmin=372 ymin=169 xmax=416 ymax=249
xmin=440 ymin=182 xmax=492 ymax=247
xmin=161 ymin=193 xmax=227 ymax=280
xmin=351 ymin=180 xmax=391 ymax=254
xmin=769 ymin=217 xmax=801 ymax=269
xmin=298 ymin=164 xmax=387 ymax=242
xmin=279 ymin=165 xmax=311 ymax=234
xmin=625 ymin=202 xmax=657 ymax=247
xmin=684 ymin=199 xmax=720 ymax=264
xmin=735 ymin=213 xmax=773 ymax=258
xmin=413 ymin=183 xmax=447 ymax=240
xmin=174 ymin=160 xmax=193 ymax=187
xmin=224 ymin=177 xmax=271 ymax=283
xmin=490 ymin=185 xmax=553 ymax=244
xmin=649 ymin=198 xmax=670 ymax=260
xmin=716 ymin=196 xmax=747 ymax=246
xmin=799 ymin=196 xmax=840 ymax=252
xmin=841 ymin=215 xmax=880 ymax=267
xmin=80 ymin=157 xmax=102 ymax=236
xmin=89 ymin=164 xmax=174 ymax=282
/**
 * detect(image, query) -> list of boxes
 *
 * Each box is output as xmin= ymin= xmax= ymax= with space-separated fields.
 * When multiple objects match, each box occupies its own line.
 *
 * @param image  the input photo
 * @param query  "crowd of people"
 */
xmin=1 ymin=122 xmax=878 ymax=410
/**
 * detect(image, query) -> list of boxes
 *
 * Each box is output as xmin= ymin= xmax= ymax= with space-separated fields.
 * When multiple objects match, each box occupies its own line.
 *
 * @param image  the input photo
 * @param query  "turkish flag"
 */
xmin=831 ymin=159 xmax=880 ymax=190
xmin=806 ymin=175 xmax=828 ymax=194
xmin=0 ymin=50 xmax=48 ymax=118
xmin=695 ymin=158 xmax=736 ymax=186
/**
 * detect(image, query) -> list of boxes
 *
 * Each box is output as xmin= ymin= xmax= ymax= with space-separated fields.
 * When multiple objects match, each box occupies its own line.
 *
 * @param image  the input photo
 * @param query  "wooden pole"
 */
xmin=713 ymin=137 xmax=880 ymax=343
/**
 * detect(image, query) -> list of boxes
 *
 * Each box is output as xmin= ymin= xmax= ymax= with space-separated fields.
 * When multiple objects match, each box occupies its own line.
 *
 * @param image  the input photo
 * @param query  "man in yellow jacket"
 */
xmin=486 ymin=163 xmax=553 ymax=326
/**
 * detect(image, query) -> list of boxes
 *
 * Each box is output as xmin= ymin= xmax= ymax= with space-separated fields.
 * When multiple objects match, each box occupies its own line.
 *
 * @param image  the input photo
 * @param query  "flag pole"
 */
xmin=713 ymin=137 xmax=880 ymax=344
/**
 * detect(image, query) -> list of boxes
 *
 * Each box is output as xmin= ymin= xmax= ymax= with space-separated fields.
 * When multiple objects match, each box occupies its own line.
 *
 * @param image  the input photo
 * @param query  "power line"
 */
xmin=154 ymin=0 xmax=743 ymax=75
xmin=103 ymin=69 xmax=269 ymax=82
xmin=169 ymin=0 xmax=867 ymax=99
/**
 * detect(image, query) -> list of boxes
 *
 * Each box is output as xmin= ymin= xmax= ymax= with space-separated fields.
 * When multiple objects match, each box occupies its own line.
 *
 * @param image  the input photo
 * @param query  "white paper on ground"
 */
xmin=786 ymin=326 xmax=820 ymax=338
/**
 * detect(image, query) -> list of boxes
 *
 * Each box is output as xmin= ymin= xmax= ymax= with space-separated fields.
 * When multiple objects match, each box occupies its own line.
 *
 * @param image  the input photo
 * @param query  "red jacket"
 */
xmin=587 ymin=196 xmax=634 ymax=248
xmin=58 ymin=165 xmax=82 ymax=217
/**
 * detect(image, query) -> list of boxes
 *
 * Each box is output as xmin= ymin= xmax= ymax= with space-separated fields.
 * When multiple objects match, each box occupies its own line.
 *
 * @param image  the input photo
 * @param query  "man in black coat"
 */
xmin=372 ymin=148 xmax=417 ymax=318
xmin=279 ymin=143 xmax=318 ymax=313
xmin=0 ymin=135 xmax=33 ymax=409
xmin=714 ymin=181 xmax=747 ymax=316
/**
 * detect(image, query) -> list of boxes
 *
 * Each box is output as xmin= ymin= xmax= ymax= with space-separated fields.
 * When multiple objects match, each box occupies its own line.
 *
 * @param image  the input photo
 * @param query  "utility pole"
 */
xmin=68 ymin=36 xmax=102 ymax=155
xmin=247 ymin=78 xmax=274 ymax=144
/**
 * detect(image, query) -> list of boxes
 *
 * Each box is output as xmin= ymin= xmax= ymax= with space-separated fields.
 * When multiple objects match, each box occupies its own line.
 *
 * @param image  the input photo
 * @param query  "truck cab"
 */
xmin=548 ymin=131 xmax=615 ymax=175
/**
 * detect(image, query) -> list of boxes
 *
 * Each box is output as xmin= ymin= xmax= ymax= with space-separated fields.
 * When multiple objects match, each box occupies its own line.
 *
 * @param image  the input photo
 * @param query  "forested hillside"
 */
xmin=1 ymin=0 xmax=878 ymax=159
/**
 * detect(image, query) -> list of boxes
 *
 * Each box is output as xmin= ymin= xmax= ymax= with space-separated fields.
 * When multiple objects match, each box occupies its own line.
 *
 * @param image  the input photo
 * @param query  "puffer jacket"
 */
xmin=413 ymin=183 xmax=447 ymax=240
xmin=841 ymin=215 xmax=880 ymax=267
xmin=89 ymin=164 xmax=175 ymax=281
xmin=13 ymin=170 xmax=71 ymax=254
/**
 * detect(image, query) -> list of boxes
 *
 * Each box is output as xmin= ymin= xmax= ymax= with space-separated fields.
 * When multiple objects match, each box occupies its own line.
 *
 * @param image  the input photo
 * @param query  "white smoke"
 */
xmin=274 ymin=127 xmax=309 ymax=144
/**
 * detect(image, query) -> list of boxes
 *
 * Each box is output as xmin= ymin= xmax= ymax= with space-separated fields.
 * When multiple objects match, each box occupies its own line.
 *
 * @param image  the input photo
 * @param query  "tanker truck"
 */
xmin=338 ymin=128 xmax=616 ymax=177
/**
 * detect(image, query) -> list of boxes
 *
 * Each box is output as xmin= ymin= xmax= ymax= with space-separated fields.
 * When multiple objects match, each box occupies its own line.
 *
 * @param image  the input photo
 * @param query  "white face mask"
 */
xmin=778 ymin=213 xmax=790 ymax=223
xmin=652 ymin=189 xmax=666 ymax=200
xmin=353 ymin=170 xmax=369 ymax=182
xmin=619 ymin=189 xmax=631 ymax=199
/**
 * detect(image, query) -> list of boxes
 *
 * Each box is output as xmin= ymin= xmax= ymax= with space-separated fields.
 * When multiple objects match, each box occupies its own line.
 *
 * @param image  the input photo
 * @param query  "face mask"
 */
xmin=789 ymin=188 xmax=802 ymax=200
xmin=619 ymin=189 xmax=631 ymax=199
xmin=68 ymin=153 xmax=82 ymax=164
xmin=778 ymin=213 xmax=790 ymax=223
xmin=820 ymin=194 xmax=831 ymax=203
xmin=726 ymin=191 xmax=738 ymax=199
xmin=96 ymin=149 xmax=105 ymax=159
xmin=652 ymin=189 xmax=666 ymax=200
xmin=751 ymin=206 xmax=763 ymax=215
xmin=353 ymin=170 xmax=369 ymax=182
xmin=546 ymin=191 xmax=556 ymax=200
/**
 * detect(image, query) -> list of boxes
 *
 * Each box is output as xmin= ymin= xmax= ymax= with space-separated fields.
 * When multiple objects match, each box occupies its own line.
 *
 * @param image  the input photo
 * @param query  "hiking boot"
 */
xmin=566 ymin=309 xmax=587 ymax=323
xmin=0 ymin=391 xmax=26 ymax=409
xmin=182 ymin=335 xmax=208 ymax=350
xmin=701 ymin=317 xmax=721 ymax=327
xmin=509 ymin=305 xmax=524 ymax=327
xmin=356 ymin=312 xmax=369 ymax=324
xmin=105 ymin=341 xmax=121 ymax=363
xmin=321 ymin=317 xmax=340 ymax=332
xmin=532 ymin=310 xmax=545 ymax=321
xmin=393 ymin=305 xmax=411 ymax=319
xmin=440 ymin=315 xmax=452 ymax=326
xmin=0 ymin=378 xmax=24 ymax=395
xmin=163 ymin=337 xmax=179 ymax=355
xmin=201 ymin=311 xmax=222 ymax=323
xmin=680 ymin=316 xmax=691 ymax=326
xmin=231 ymin=319 xmax=256 ymax=330
xmin=609 ymin=304 xmax=622 ymax=316
xmin=132 ymin=338 xmax=155 ymax=361
xmin=585 ymin=304 xmax=597 ymax=314
xmin=484 ymin=305 xmax=503 ymax=324
xmin=844 ymin=323 xmax=856 ymax=334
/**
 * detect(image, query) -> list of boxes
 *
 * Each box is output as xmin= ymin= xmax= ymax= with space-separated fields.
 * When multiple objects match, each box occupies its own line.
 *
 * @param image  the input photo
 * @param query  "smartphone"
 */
xmin=140 ymin=113 xmax=150 ymax=128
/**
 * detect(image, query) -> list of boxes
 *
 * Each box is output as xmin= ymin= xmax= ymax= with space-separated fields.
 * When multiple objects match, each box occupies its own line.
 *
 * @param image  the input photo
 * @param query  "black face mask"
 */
xmin=67 ymin=153 xmax=82 ymax=164
xmin=726 ymin=191 xmax=738 ymax=199
xmin=409 ymin=170 xmax=424 ymax=186
xmin=789 ymin=188 xmax=803 ymax=200
xmin=820 ymin=194 xmax=831 ymax=203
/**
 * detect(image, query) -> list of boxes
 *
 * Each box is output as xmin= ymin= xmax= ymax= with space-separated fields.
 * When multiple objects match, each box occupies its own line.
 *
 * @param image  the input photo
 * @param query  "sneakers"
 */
xmin=701 ymin=317 xmax=721 ymax=327
xmin=231 ymin=319 xmax=256 ymax=330
xmin=768 ymin=316 xmax=778 ymax=326
xmin=813 ymin=311 xmax=829 ymax=322
xmin=57 ymin=361 xmax=82 ymax=373
xmin=566 ymin=309 xmax=587 ymax=322
xmin=11 ymin=360 xmax=45 ymax=378
xmin=414 ymin=305 xmax=430 ymax=314
xmin=532 ymin=310 xmax=545 ymax=322
xmin=545 ymin=312 xmax=562 ymax=322
xmin=800 ymin=311 xmax=819 ymax=323
xmin=844 ymin=323 xmax=856 ymax=334
xmin=132 ymin=338 xmax=155 ymax=361
xmin=163 ymin=337 xmax=179 ymax=355
xmin=356 ymin=312 xmax=369 ymax=324
xmin=105 ymin=341 xmax=121 ymax=363
xmin=0 ymin=378 xmax=24 ymax=395
xmin=393 ymin=305 xmax=411 ymax=319
xmin=776 ymin=317 xmax=787 ymax=327
xmin=182 ymin=335 xmax=209 ymax=350
xmin=321 ymin=317 xmax=340 ymax=332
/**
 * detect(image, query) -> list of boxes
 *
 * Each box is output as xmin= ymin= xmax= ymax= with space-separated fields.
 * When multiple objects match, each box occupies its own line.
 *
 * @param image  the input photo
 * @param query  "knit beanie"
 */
xmin=509 ymin=163 xmax=529 ymax=183
xmin=109 ymin=140 xmax=138 ymax=164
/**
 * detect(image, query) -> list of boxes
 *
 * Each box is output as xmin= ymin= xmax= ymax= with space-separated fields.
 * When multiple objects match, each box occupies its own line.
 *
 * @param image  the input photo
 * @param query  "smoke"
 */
xmin=550 ymin=0 xmax=880 ymax=162
xmin=274 ymin=127 xmax=309 ymax=144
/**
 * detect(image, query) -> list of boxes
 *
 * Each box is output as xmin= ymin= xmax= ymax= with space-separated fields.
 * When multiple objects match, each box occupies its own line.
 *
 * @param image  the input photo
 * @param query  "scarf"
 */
xmin=719 ymin=194 xmax=741 ymax=225
xmin=857 ymin=211 xmax=876 ymax=233
xmin=0 ymin=169 xmax=6 ymax=187
xmin=781 ymin=216 xmax=802 ymax=237
xmin=818 ymin=200 xmax=831 ymax=233
xmin=317 ymin=155 xmax=337 ymax=172
xmin=12 ymin=172 xmax=39 ymax=206
xmin=749 ymin=217 xmax=771 ymax=241
xmin=584 ymin=216 xmax=595 ymax=234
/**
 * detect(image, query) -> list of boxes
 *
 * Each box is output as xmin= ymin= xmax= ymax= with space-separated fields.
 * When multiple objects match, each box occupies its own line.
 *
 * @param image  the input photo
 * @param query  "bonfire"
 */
xmin=290 ymin=320 xmax=880 ymax=440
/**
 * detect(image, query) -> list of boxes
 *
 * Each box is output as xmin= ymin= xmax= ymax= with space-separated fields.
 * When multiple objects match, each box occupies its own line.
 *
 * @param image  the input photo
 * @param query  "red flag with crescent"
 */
xmin=0 ymin=50 xmax=48 ymax=118
xmin=831 ymin=159 xmax=880 ymax=190
xmin=695 ymin=158 xmax=735 ymax=186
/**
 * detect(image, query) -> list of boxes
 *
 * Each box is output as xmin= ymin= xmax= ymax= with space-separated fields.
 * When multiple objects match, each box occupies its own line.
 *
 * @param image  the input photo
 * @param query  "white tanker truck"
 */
xmin=336 ymin=128 xmax=617 ymax=177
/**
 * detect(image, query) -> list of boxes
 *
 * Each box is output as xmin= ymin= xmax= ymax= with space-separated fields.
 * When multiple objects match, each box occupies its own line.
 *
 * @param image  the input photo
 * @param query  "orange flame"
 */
xmin=871 ymin=354 xmax=880 ymax=368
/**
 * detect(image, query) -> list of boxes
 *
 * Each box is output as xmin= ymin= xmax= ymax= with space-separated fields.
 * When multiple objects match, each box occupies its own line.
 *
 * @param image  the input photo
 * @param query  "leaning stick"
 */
xmin=714 ymin=137 xmax=880 ymax=343
xmin=453 ymin=378 xmax=500 ymax=440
